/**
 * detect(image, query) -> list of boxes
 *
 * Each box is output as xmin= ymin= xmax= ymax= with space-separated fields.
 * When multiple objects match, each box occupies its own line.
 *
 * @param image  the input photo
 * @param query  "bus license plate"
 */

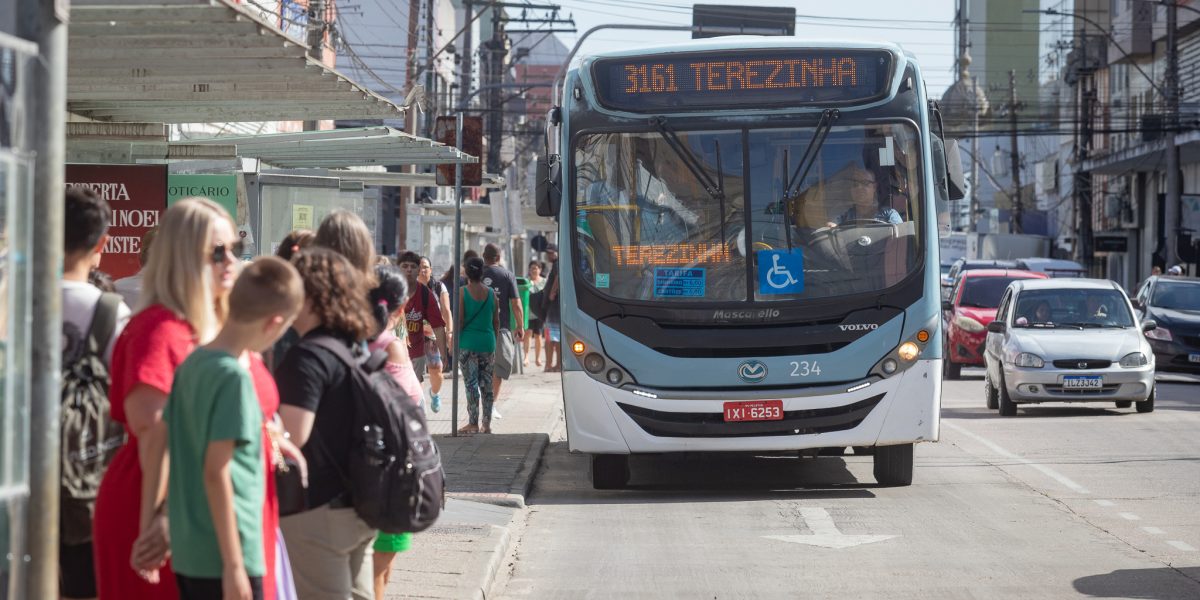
xmin=724 ymin=400 xmax=784 ymax=422
xmin=1063 ymin=376 xmax=1103 ymax=389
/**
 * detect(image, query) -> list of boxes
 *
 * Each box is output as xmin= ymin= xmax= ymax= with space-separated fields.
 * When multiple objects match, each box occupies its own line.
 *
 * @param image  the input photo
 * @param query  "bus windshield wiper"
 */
xmin=781 ymin=109 xmax=840 ymax=249
xmin=651 ymin=117 xmax=727 ymax=243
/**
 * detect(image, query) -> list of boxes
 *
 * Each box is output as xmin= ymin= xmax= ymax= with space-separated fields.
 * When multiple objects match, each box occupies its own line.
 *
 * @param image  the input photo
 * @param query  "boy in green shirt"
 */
xmin=166 ymin=256 xmax=303 ymax=600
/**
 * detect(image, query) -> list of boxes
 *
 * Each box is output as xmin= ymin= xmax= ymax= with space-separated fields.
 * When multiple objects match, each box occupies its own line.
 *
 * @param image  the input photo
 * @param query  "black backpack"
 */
xmin=307 ymin=337 xmax=445 ymax=534
xmin=60 ymin=292 xmax=127 ymax=545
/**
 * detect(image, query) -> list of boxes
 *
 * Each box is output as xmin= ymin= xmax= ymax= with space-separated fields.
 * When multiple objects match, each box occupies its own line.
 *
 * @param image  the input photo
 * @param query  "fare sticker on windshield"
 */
xmin=654 ymin=268 xmax=706 ymax=298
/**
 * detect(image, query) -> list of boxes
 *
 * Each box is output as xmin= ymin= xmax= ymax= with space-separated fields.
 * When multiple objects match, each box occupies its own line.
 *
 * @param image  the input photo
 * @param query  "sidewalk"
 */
xmin=383 ymin=370 xmax=564 ymax=599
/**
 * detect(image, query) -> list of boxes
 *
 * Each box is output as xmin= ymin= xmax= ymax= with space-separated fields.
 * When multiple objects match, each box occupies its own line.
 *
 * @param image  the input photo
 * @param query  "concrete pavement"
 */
xmin=382 ymin=370 xmax=564 ymax=600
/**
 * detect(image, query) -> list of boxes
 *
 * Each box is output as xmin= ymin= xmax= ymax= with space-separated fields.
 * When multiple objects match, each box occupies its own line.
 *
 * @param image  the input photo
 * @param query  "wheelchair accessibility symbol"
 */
xmin=757 ymin=249 xmax=804 ymax=295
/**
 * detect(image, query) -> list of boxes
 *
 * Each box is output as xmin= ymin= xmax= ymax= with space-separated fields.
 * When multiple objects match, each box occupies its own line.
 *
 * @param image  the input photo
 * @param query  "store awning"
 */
xmin=264 ymin=168 xmax=505 ymax=189
xmin=182 ymin=127 xmax=477 ymax=168
xmin=419 ymin=202 xmax=557 ymax=232
xmin=68 ymin=0 xmax=406 ymax=123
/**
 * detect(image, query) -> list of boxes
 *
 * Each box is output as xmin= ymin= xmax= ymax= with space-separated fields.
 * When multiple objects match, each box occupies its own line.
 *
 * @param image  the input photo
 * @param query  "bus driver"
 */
xmin=825 ymin=164 xmax=903 ymax=228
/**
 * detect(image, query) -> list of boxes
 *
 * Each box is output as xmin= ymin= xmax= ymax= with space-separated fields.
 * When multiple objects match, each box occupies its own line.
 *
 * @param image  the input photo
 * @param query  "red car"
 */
xmin=942 ymin=269 xmax=1048 ymax=379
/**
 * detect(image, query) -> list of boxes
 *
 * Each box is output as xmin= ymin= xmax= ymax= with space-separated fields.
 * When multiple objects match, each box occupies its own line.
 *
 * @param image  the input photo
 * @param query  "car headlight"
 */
xmin=1144 ymin=326 xmax=1172 ymax=342
xmin=954 ymin=315 xmax=986 ymax=333
xmin=1119 ymin=352 xmax=1149 ymax=368
xmin=1014 ymin=352 xmax=1044 ymax=368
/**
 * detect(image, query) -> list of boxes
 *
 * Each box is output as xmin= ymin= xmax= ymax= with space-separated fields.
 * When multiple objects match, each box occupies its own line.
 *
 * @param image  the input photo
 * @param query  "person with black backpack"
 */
xmin=60 ymin=187 xmax=131 ymax=600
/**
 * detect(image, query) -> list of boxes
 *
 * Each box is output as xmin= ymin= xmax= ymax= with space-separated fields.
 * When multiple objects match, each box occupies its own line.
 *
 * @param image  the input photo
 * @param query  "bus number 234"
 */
xmin=790 ymin=361 xmax=821 ymax=377
xmin=624 ymin=64 xmax=679 ymax=94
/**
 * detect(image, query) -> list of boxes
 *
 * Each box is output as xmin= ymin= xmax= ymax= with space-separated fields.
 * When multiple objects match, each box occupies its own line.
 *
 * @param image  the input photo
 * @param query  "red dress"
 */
xmin=249 ymin=354 xmax=280 ymax=600
xmin=93 ymin=306 xmax=284 ymax=599
xmin=93 ymin=305 xmax=193 ymax=599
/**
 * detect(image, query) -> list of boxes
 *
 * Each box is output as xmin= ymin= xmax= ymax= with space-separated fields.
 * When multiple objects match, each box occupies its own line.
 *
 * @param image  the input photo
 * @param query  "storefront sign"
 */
xmin=1094 ymin=235 xmax=1128 ymax=253
xmin=66 ymin=164 xmax=167 ymax=279
xmin=167 ymin=174 xmax=238 ymax=220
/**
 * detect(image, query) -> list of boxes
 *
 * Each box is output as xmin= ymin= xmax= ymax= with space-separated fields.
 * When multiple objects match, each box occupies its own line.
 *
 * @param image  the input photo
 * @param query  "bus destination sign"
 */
xmin=592 ymin=49 xmax=893 ymax=112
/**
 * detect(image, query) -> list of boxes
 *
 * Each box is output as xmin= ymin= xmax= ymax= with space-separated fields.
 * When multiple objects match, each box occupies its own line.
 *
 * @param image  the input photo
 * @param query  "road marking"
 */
xmin=1094 ymin=499 xmax=1116 ymax=507
xmin=763 ymin=508 xmax=898 ymax=549
xmin=1142 ymin=527 xmax=1166 ymax=535
xmin=1119 ymin=512 xmax=1141 ymax=521
xmin=943 ymin=422 xmax=1091 ymax=495
xmin=1167 ymin=541 xmax=1198 ymax=552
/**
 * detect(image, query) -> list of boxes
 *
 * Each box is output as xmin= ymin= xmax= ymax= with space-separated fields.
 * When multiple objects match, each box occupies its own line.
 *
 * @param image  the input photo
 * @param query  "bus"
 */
xmin=534 ymin=38 xmax=965 ymax=489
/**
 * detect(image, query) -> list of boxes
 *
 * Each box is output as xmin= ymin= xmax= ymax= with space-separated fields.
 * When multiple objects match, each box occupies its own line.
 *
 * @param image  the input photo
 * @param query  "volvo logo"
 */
xmin=839 ymin=323 xmax=880 ymax=332
xmin=737 ymin=360 xmax=768 ymax=383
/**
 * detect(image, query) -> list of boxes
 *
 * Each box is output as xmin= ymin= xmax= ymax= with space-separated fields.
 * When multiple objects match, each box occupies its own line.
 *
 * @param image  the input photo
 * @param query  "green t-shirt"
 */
xmin=459 ymin=287 xmax=496 ymax=353
xmin=165 ymin=348 xmax=264 ymax=578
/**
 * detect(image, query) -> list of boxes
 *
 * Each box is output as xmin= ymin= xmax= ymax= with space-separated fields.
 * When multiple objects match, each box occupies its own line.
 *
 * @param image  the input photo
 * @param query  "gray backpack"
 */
xmin=60 ymin=293 xmax=127 ymax=545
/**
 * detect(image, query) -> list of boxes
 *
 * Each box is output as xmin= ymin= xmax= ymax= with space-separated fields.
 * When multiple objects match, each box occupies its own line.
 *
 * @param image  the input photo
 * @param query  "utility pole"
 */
xmin=1009 ymin=69 xmax=1023 ymax=234
xmin=1076 ymin=28 xmax=1096 ymax=270
xmin=17 ymin=0 xmax=68 ymax=596
xmin=303 ymin=0 xmax=326 ymax=131
xmin=485 ymin=2 xmax=506 ymax=175
xmin=1165 ymin=0 xmax=1181 ymax=269
xmin=459 ymin=0 xmax=475 ymax=110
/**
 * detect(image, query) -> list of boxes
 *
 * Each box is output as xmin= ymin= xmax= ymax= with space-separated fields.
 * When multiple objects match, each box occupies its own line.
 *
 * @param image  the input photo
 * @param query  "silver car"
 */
xmin=983 ymin=278 xmax=1157 ymax=416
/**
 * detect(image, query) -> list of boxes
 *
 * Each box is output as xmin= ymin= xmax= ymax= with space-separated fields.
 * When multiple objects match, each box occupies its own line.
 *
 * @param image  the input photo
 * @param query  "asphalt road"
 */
xmin=496 ymin=370 xmax=1200 ymax=600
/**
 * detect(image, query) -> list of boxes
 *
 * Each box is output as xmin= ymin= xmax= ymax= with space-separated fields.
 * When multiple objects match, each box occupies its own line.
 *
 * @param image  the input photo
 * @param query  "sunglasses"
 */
xmin=211 ymin=241 xmax=245 ymax=264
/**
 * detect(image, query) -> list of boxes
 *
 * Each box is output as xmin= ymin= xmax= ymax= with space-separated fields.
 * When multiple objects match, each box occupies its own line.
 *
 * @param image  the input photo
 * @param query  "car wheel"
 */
xmin=945 ymin=358 xmax=961 ymax=380
xmin=998 ymin=373 xmax=1018 ymax=417
xmin=590 ymin=454 xmax=630 ymax=490
xmin=873 ymin=443 xmax=914 ymax=486
xmin=1136 ymin=387 xmax=1155 ymax=414
xmin=1114 ymin=401 xmax=1132 ymax=409
xmin=985 ymin=376 xmax=999 ymax=410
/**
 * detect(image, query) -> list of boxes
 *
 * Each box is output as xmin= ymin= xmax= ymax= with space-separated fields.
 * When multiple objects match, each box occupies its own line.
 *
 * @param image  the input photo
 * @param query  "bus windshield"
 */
xmin=572 ymin=122 xmax=924 ymax=303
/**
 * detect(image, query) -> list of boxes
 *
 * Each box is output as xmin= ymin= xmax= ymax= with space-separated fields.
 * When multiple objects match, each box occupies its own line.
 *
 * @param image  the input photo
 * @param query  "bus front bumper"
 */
xmin=563 ymin=359 xmax=942 ymax=454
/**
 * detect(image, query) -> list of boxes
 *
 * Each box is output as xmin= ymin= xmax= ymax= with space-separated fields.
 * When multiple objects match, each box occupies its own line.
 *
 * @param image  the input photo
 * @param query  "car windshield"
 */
xmin=1151 ymin=281 xmax=1200 ymax=311
xmin=1012 ymin=288 xmax=1134 ymax=328
xmin=572 ymin=123 xmax=923 ymax=303
xmin=959 ymin=276 xmax=1025 ymax=309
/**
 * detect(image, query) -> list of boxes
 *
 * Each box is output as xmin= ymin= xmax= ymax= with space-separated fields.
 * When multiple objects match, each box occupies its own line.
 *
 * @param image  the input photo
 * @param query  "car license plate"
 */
xmin=723 ymin=400 xmax=784 ymax=422
xmin=1063 ymin=376 xmax=1103 ymax=389
xmin=1189 ymin=353 xmax=1200 ymax=364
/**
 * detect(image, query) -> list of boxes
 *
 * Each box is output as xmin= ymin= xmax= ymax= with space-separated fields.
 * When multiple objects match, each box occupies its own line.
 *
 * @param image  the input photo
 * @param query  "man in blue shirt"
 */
xmin=827 ymin=164 xmax=903 ymax=227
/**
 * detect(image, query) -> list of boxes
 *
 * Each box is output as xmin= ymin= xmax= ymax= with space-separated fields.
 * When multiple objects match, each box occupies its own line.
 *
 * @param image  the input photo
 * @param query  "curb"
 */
xmin=469 ymin=519 xmax=512 ymax=600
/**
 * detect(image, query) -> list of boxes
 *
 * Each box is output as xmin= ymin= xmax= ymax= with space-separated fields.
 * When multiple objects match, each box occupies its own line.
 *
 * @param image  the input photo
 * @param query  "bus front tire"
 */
xmin=591 ymin=454 xmax=630 ymax=490
xmin=873 ymin=443 xmax=914 ymax=486
xmin=944 ymin=357 xmax=961 ymax=380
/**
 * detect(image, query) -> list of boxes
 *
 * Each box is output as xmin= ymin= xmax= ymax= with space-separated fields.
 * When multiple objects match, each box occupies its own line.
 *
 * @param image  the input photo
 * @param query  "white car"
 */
xmin=983 ymin=278 xmax=1157 ymax=416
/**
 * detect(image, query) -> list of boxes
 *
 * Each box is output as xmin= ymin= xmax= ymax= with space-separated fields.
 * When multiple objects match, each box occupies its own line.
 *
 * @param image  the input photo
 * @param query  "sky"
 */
xmin=547 ymin=0 xmax=960 ymax=94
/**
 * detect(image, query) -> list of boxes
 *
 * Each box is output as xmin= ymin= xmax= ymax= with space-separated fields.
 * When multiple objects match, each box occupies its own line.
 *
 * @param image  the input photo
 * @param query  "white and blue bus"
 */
xmin=535 ymin=38 xmax=965 ymax=489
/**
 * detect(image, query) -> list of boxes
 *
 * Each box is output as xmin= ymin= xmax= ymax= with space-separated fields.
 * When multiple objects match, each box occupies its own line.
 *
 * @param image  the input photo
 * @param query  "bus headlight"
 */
xmin=583 ymin=353 xmax=606 ymax=373
xmin=897 ymin=342 xmax=920 ymax=362
xmin=881 ymin=359 xmax=899 ymax=374
xmin=606 ymin=369 xmax=623 ymax=385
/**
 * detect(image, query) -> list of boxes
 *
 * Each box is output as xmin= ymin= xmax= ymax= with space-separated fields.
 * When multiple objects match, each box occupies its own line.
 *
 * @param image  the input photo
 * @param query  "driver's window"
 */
xmin=996 ymin=290 xmax=1012 ymax=323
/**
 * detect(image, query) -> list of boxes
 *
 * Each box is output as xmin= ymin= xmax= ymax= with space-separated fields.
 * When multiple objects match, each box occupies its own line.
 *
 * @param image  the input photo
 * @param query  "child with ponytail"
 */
xmin=366 ymin=264 xmax=421 ymax=599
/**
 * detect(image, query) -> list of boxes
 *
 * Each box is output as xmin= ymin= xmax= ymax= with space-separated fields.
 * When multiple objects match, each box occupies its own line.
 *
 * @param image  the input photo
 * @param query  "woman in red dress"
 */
xmin=92 ymin=198 xmax=295 ymax=599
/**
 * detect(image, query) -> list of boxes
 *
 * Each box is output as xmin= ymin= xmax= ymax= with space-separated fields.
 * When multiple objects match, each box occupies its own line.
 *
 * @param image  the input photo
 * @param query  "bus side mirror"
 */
xmin=535 ymin=156 xmax=561 ymax=218
xmin=944 ymin=138 xmax=966 ymax=201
